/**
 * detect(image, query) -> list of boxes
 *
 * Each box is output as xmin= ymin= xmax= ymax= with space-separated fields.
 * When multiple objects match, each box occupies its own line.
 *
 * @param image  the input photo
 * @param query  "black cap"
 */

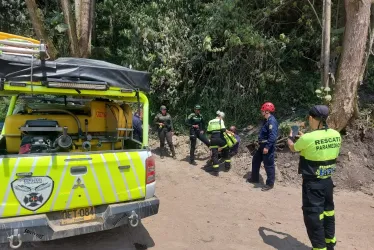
xmin=309 ymin=105 xmax=329 ymax=119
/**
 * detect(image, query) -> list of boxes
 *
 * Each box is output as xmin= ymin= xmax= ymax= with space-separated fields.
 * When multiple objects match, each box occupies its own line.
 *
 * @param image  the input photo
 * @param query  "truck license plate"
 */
xmin=60 ymin=206 xmax=96 ymax=225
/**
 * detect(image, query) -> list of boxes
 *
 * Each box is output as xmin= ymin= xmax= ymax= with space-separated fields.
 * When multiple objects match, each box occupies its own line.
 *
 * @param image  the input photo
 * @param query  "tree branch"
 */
xmin=25 ymin=0 xmax=58 ymax=59
xmin=306 ymin=0 xmax=322 ymax=28
xmin=323 ymin=0 xmax=332 ymax=88
xmin=321 ymin=0 xmax=326 ymax=85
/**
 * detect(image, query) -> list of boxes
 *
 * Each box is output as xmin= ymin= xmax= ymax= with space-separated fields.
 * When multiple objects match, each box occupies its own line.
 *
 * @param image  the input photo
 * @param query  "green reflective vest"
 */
xmin=207 ymin=118 xmax=225 ymax=132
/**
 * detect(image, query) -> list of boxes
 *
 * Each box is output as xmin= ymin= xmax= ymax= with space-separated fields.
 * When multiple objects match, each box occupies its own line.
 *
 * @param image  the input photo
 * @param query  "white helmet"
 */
xmin=216 ymin=110 xmax=225 ymax=118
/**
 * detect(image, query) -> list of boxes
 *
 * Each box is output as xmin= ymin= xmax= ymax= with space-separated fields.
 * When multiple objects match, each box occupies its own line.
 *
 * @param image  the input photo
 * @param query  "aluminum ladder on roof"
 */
xmin=0 ymin=38 xmax=48 ymax=95
xmin=0 ymin=39 xmax=47 ymax=59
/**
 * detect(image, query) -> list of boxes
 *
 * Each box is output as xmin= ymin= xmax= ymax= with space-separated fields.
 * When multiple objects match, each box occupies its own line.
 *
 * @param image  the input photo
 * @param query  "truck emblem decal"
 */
xmin=72 ymin=178 xmax=85 ymax=189
xmin=11 ymin=177 xmax=54 ymax=211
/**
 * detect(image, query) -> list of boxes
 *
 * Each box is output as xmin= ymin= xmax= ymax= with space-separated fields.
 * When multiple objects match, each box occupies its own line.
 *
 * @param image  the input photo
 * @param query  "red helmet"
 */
xmin=261 ymin=102 xmax=275 ymax=112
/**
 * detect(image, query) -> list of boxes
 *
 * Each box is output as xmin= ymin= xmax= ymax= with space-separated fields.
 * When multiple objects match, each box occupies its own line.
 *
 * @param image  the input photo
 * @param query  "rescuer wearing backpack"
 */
xmin=287 ymin=105 xmax=341 ymax=250
xmin=205 ymin=111 xmax=230 ymax=176
xmin=205 ymin=125 xmax=238 ymax=168
xmin=247 ymin=102 xmax=278 ymax=191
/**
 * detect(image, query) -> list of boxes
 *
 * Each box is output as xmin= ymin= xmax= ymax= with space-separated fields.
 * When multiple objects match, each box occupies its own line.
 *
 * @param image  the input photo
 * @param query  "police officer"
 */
xmin=205 ymin=111 xmax=230 ymax=176
xmin=154 ymin=105 xmax=176 ymax=159
xmin=247 ymin=102 xmax=278 ymax=191
xmin=287 ymin=105 xmax=341 ymax=250
xmin=185 ymin=104 xmax=210 ymax=165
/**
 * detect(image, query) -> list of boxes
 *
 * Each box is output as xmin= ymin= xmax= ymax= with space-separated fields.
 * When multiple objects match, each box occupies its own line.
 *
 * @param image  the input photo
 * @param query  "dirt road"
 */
xmin=2 ymin=154 xmax=374 ymax=250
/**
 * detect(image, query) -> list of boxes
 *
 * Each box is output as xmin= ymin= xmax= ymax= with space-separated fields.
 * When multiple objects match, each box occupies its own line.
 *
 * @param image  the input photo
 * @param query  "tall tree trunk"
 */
xmin=359 ymin=6 xmax=374 ymax=84
xmin=75 ymin=0 xmax=81 ymax=39
xmin=354 ymin=6 xmax=374 ymax=118
xmin=78 ymin=0 xmax=93 ymax=57
xmin=327 ymin=0 xmax=371 ymax=131
xmin=60 ymin=0 xmax=80 ymax=57
xmin=25 ymin=0 xmax=58 ymax=59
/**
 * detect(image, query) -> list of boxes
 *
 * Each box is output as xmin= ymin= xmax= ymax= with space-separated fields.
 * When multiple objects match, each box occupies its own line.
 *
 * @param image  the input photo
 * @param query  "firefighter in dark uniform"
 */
xmin=205 ymin=111 xmax=230 ymax=176
xmin=247 ymin=102 xmax=278 ymax=191
xmin=185 ymin=104 xmax=210 ymax=165
xmin=287 ymin=105 xmax=341 ymax=250
xmin=154 ymin=105 xmax=176 ymax=159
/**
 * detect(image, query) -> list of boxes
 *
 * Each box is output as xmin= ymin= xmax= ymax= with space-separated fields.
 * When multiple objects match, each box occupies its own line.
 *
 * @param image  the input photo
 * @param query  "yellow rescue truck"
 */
xmin=0 ymin=33 xmax=159 ymax=248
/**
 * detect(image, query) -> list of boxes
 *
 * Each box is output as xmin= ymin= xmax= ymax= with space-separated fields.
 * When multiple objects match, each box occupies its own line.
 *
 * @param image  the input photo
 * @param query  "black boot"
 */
xmin=190 ymin=145 xmax=196 ymax=165
xmin=261 ymin=185 xmax=274 ymax=191
xmin=224 ymin=162 xmax=231 ymax=172
xmin=205 ymin=159 xmax=213 ymax=167
xmin=247 ymin=177 xmax=259 ymax=183
xmin=189 ymin=155 xmax=197 ymax=165
xmin=326 ymin=243 xmax=335 ymax=250
xmin=160 ymin=147 xmax=164 ymax=159
xmin=190 ymin=159 xmax=197 ymax=165
xmin=210 ymin=171 xmax=219 ymax=177
xmin=205 ymin=166 xmax=219 ymax=176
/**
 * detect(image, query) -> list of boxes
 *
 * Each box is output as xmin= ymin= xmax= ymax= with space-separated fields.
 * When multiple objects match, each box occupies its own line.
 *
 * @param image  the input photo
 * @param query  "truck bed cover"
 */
xmin=0 ymin=54 xmax=151 ymax=92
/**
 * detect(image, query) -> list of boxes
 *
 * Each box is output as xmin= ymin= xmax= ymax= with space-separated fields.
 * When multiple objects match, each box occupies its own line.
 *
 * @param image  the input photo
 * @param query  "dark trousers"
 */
xmin=133 ymin=133 xmax=142 ymax=142
xmin=302 ymin=178 xmax=336 ymax=249
xmin=158 ymin=129 xmax=175 ymax=156
xmin=218 ymin=150 xmax=237 ymax=159
xmin=210 ymin=136 xmax=230 ymax=171
xmin=251 ymin=145 xmax=275 ymax=186
xmin=190 ymin=128 xmax=210 ymax=161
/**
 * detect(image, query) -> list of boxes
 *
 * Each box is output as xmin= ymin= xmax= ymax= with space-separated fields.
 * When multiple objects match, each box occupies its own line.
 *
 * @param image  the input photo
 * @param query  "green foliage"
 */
xmin=278 ymin=121 xmax=292 ymax=138
xmin=1 ymin=0 xmax=373 ymax=132
xmin=365 ymin=57 xmax=374 ymax=93
xmin=0 ymin=0 xmax=31 ymax=36
xmin=0 ymin=0 xmax=70 ymax=57
xmin=315 ymin=86 xmax=332 ymax=104
xmin=92 ymin=0 xmax=325 ymax=129
xmin=0 ymin=103 xmax=7 ymax=121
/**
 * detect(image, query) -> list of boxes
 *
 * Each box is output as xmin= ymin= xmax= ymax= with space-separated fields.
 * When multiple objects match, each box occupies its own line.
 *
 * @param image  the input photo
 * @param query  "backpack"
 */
xmin=223 ymin=132 xmax=238 ymax=148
